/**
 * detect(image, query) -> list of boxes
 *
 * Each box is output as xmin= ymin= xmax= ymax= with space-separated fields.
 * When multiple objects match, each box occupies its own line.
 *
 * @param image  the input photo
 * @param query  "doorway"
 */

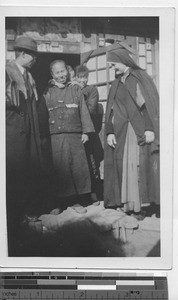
xmin=31 ymin=52 xmax=80 ymax=98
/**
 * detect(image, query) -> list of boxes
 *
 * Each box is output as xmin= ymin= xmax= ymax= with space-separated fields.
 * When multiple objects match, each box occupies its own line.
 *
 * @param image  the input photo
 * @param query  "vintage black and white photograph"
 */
xmin=1 ymin=6 xmax=174 ymax=267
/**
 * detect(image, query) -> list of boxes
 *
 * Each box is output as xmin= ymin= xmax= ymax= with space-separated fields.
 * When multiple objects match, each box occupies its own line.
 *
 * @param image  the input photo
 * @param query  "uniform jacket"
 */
xmin=39 ymin=81 xmax=95 ymax=136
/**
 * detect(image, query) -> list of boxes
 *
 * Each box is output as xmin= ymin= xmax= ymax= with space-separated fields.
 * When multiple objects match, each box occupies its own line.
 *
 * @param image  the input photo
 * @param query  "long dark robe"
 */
xmin=6 ymin=61 xmax=43 ymax=254
xmin=104 ymin=70 xmax=159 ymax=208
xmin=6 ymin=62 xmax=42 ymax=174
xmin=6 ymin=62 xmax=43 ymax=209
xmin=82 ymin=85 xmax=104 ymax=198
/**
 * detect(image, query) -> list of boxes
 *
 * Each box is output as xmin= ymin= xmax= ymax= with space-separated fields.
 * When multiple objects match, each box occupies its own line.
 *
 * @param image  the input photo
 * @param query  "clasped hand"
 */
xmin=81 ymin=133 xmax=89 ymax=144
xmin=107 ymin=134 xmax=117 ymax=148
xmin=144 ymin=130 xmax=155 ymax=143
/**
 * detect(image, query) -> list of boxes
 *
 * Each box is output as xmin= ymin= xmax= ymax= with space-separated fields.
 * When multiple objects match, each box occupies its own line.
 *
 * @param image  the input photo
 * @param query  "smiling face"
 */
xmin=76 ymin=73 xmax=88 ymax=89
xmin=51 ymin=62 xmax=68 ymax=84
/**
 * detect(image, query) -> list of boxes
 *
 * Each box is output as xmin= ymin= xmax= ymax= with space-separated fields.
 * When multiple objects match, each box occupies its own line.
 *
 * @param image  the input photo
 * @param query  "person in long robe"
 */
xmin=6 ymin=36 xmax=44 ymax=253
xmin=104 ymin=48 xmax=159 ymax=217
xmin=39 ymin=60 xmax=95 ymax=214
xmin=74 ymin=65 xmax=104 ymax=203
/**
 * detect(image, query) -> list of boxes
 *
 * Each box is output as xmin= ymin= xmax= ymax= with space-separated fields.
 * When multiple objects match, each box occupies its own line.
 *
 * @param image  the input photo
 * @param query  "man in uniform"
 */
xmin=39 ymin=60 xmax=95 ymax=214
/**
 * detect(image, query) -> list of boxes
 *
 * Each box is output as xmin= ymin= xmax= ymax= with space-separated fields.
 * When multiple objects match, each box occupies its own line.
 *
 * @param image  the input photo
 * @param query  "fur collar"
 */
xmin=6 ymin=61 xmax=38 ymax=100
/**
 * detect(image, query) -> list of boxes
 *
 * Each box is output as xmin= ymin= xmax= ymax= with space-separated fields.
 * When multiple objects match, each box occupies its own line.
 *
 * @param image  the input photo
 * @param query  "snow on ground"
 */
xmin=30 ymin=201 xmax=161 ymax=257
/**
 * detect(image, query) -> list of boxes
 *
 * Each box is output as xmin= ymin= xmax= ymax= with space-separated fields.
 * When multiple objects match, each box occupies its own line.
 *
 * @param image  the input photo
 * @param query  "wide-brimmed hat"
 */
xmin=14 ymin=36 xmax=38 ymax=54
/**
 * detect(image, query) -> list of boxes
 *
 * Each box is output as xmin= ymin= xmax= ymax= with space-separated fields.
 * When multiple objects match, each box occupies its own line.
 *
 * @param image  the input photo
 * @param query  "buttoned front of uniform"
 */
xmin=44 ymin=84 xmax=93 ymax=135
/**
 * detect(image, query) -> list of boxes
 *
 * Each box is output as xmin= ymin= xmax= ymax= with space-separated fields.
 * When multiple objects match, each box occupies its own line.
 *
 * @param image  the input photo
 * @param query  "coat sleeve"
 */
xmin=37 ymin=93 xmax=50 ymax=139
xmin=75 ymin=86 xmax=95 ymax=134
xmin=6 ymin=71 xmax=20 ymax=108
xmin=140 ymin=104 xmax=154 ymax=132
xmin=85 ymin=86 xmax=99 ymax=115
xmin=136 ymin=84 xmax=154 ymax=132
xmin=105 ymin=110 xmax=114 ymax=135
xmin=37 ymin=92 xmax=54 ymax=172
xmin=105 ymin=81 xmax=119 ymax=135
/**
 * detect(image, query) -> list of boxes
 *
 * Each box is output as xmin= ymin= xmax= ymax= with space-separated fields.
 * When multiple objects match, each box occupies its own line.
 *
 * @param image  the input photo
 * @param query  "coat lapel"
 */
xmin=6 ymin=61 xmax=27 ymax=98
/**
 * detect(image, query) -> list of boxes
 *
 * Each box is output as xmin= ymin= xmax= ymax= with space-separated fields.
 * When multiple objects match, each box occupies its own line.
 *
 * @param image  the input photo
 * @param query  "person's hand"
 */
xmin=50 ymin=79 xmax=65 ymax=89
xmin=81 ymin=134 xmax=89 ymax=144
xmin=68 ymin=80 xmax=81 ymax=87
xmin=144 ymin=131 xmax=155 ymax=143
xmin=107 ymin=134 xmax=117 ymax=148
xmin=57 ymin=83 xmax=65 ymax=88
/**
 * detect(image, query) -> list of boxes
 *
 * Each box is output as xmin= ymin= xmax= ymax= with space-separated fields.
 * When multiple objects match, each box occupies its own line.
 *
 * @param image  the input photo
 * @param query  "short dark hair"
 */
xmin=50 ymin=60 xmax=66 ymax=72
xmin=75 ymin=65 xmax=89 ymax=77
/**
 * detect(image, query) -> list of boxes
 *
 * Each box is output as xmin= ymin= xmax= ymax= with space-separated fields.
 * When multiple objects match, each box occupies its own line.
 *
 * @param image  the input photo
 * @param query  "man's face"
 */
xmin=109 ymin=62 xmax=127 ymax=75
xmin=23 ymin=52 xmax=37 ymax=69
xmin=76 ymin=74 xmax=88 ymax=89
xmin=51 ymin=62 xmax=68 ymax=84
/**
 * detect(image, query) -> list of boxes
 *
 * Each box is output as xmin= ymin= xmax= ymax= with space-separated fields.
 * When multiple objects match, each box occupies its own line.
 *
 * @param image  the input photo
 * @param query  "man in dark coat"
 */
xmin=104 ymin=48 xmax=159 ymax=217
xmin=6 ymin=36 xmax=43 ymax=252
xmin=39 ymin=60 xmax=95 ymax=214
xmin=74 ymin=65 xmax=103 ymax=203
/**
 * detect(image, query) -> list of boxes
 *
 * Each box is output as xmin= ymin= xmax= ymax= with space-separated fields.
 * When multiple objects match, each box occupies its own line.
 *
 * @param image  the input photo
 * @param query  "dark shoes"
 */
xmin=91 ymin=193 xmax=100 ymax=206
xmin=131 ymin=210 xmax=146 ymax=221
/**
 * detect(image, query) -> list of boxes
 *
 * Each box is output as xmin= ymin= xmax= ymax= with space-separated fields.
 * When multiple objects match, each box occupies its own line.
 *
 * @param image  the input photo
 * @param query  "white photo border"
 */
xmin=0 ymin=6 xmax=174 ymax=270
